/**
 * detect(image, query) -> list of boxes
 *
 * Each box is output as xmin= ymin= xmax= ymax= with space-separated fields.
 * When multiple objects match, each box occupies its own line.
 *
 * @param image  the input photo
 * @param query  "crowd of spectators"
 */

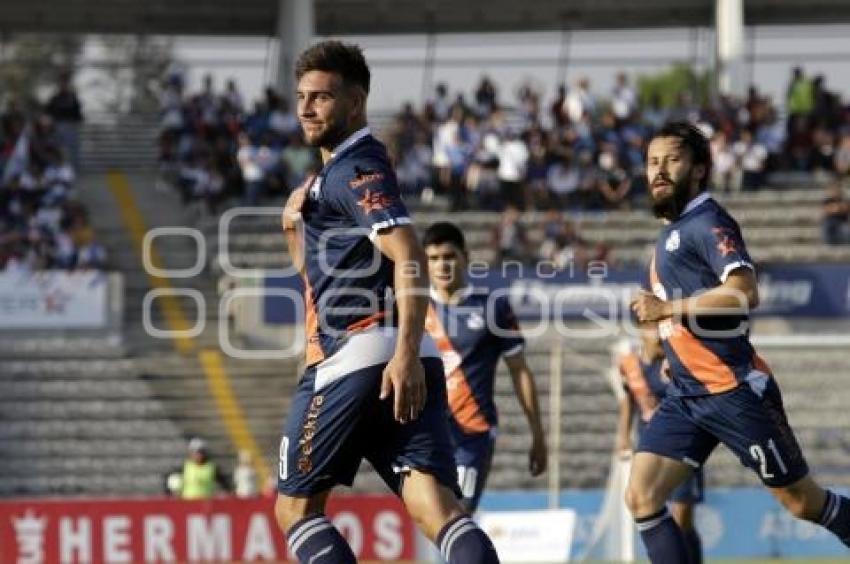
xmin=0 ymin=79 xmax=106 ymax=272
xmin=159 ymin=66 xmax=850 ymax=255
xmin=387 ymin=66 xmax=849 ymax=214
xmin=384 ymin=66 xmax=850 ymax=251
xmin=157 ymin=73 xmax=319 ymax=214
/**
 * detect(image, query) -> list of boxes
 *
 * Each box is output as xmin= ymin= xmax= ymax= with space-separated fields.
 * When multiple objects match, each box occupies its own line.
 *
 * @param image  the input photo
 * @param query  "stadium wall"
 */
xmin=2 ymin=488 xmax=847 ymax=562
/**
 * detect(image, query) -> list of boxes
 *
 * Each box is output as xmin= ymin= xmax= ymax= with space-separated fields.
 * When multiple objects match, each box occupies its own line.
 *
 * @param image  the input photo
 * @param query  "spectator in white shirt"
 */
xmin=711 ymin=131 xmax=740 ymax=192
xmin=733 ymin=129 xmax=769 ymax=191
xmin=611 ymin=72 xmax=637 ymax=124
xmin=564 ymin=77 xmax=596 ymax=124
xmin=497 ymin=128 xmax=530 ymax=210
xmin=237 ymin=133 xmax=265 ymax=205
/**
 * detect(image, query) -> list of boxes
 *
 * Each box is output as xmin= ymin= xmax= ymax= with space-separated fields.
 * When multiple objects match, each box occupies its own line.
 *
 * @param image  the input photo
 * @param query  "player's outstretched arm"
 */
xmin=631 ymin=267 xmax=759 ymax=322
xmin=504 ymin=352 xmax=548 ymax=476
xmin=374 ymin=224 xmax=429 ymax=424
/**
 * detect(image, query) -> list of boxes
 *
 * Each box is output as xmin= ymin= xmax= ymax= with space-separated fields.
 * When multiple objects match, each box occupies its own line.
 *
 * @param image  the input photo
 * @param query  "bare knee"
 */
xmin=626 ymin=453 xmax=692 ymax=519
xmin=625 ymin=482 xmax=666 ymax=519
xmin=274 ymin=493 xmax=328 ymax=533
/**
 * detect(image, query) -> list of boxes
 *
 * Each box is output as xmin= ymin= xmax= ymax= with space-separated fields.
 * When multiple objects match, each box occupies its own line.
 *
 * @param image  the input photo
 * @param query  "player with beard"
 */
xmin=274 ymin=41 xmax=500 ymax=563
xmin=627 ymin=122 xmax=850 ymax=562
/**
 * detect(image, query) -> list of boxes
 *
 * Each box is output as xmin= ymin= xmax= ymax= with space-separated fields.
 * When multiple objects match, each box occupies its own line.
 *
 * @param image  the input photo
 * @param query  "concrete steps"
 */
xmin=80 ymin=115 xmax=159 ymax=172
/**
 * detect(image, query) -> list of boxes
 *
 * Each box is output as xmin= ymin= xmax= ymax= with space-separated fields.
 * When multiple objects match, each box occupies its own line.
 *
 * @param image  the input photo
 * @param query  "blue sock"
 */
xmin=683 ymin=527 xmax=703 ymax=564
xmin=819 ymin=490 xmax=850 ymax=547
xmin=287 ymin=514 xmax=356 ymax=564
xmin=636 ymin=507 xmax=689 ymax=564
xmin=437 ymin=515 xmax=500 ymax=564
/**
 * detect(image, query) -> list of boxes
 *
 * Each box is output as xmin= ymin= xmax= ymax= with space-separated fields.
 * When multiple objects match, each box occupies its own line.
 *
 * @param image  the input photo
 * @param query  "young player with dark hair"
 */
xmin=423 ymin=221 xmax=547 ymax=512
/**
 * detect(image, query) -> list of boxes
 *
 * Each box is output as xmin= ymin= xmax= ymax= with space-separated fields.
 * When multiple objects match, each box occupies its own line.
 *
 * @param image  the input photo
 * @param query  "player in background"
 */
xmin=423 ymin=221 xmax=547 ymax=512
xmin=628 ymin=121 xmax=850 ymax=562
xmin=615 ymin=325 xmax=703 ymax=564
xmin=273 ymin=41 xmax=499 ymax=564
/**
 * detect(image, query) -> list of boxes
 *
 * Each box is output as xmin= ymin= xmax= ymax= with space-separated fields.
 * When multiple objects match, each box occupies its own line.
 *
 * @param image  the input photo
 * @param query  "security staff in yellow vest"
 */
xmin=180 ymin=437 xmax=231 ymax=500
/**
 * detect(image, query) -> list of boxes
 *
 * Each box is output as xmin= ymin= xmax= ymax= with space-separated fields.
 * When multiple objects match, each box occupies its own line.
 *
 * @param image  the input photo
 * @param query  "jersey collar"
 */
xmin=430 ymin=284 xmax=474 ymax=305
xmin=680 ymin=191 xmax=712 ymax=217
xmin=330 ymin=126 xmax=371 ymax=160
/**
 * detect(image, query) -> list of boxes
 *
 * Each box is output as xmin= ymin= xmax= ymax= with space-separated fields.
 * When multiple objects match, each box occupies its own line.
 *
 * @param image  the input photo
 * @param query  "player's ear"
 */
xmin=348 ymin=85 xmax=367 ymax=120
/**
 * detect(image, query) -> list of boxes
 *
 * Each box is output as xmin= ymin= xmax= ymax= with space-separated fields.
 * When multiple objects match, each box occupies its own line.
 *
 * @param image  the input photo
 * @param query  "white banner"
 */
xmin=0 ymin=271 xmax=108 ymax=329
xmin=478 ymin=509 xmax=577 ymax=562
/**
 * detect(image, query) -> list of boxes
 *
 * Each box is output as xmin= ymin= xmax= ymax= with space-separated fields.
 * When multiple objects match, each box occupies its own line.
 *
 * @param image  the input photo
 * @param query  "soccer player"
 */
xmin=628 ymin=121 xmax=850 ymax=562
xmin=274 ymin=41 xmax=500 ymax=564
xmin=422 ymin=221 xmax=547 ymax=511
xmin=615 ymin=325 xmax=703 ymax=563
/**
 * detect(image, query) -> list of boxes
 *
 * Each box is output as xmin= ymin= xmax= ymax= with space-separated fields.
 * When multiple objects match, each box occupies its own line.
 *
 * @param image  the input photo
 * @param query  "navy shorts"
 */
xmin=450 ymin=426 xmax=496 ymax=512
xmin=637 ymin=377 xmax=808 ymax=489
xmin=638 ymin=419 xmax=704 ymax=503
xmin=277 ymin=357 xmax=460 ymax=497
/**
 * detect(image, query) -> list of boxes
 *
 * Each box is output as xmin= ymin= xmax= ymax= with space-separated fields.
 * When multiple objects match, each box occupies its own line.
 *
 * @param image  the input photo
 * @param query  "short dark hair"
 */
xmin=423 ymin=222 xmax=466 ymax=253
xmin=649 ymin=121 xmax=712 ymax=189
xmin=295 ymin=40 xmax=370 ymax=94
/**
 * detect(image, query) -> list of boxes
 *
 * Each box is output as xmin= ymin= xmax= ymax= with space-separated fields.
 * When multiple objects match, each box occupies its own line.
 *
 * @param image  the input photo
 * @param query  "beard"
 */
xmin=650 ymin=171 xmax=694 ymax=221
xmin=302 ymin=118 xmax=349 ymax=151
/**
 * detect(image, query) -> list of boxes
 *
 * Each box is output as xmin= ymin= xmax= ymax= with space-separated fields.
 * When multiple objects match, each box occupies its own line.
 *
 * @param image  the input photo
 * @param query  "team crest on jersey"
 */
xmin=665 ymin=229 xmax=680 ymax=252
xmin=466 ymin=311 xmax=485 ymax=330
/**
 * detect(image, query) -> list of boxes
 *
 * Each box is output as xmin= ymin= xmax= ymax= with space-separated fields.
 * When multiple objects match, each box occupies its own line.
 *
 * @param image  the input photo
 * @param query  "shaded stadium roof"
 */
xmin=3 ymin=0 xmax=850 ymax=36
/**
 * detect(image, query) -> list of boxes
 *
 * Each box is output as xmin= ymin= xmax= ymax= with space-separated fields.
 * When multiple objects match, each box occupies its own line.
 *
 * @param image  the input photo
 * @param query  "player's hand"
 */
xmin=281 ymin=175 xmax=314 ymax=231
xmin=380 ymin=353 xmax=427 ymax=424
xmin=630 ymin=290 xmax=671 ymax=322
xmin=529 ymin=435 xmax=547 ymax=476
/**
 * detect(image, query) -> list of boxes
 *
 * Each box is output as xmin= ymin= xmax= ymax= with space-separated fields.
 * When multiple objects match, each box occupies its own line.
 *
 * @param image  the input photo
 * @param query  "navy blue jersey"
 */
xmin=425 ymin=287 xmax=524 ymax=433
xmin=649 ymin=193 xmax=772 ymax=396
xmin=301 ymin=128 xmax=410 ymax=366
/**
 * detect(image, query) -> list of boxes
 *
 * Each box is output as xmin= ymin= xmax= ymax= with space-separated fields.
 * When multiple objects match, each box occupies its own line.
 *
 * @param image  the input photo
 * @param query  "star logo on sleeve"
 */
xmin=357 ymin=189 xmax=394 ymax=213
xmin=712 ymin=227 xmax=738 ymax=256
